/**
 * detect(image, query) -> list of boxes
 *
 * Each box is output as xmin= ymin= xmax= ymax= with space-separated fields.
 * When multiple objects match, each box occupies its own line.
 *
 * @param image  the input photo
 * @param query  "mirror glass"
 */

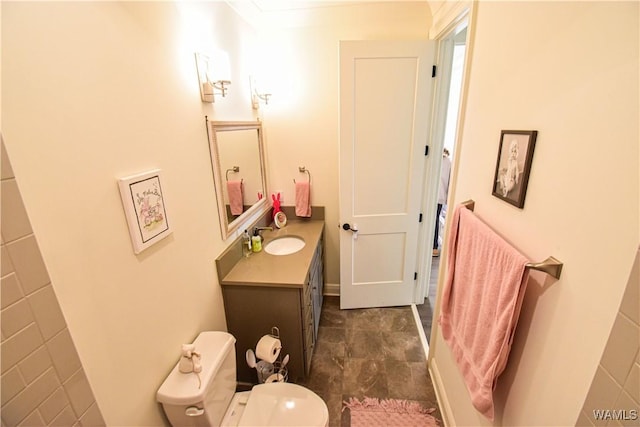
xmin=207 ymin=120 xmax=269 ymax=239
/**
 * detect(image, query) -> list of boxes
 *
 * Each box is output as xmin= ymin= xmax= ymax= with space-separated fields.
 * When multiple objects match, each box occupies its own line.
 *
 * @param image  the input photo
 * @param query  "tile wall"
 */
xmin=577 ymin=249 xmax=640 ymax=426
xmin=1 ymin=139 xmax=105 ymax=426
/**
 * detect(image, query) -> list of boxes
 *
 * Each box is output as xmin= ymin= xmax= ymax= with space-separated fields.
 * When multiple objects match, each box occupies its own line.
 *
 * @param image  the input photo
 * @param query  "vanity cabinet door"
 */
xmin=222 ymin=285 xmax=305 ymax=384
xmin=310 ymin=240 xmax=324 ymax=338
xmin=302 ymin=239 xmax=324 ymax=374
xmin=302 ymin=273 xmax=315 ymax=375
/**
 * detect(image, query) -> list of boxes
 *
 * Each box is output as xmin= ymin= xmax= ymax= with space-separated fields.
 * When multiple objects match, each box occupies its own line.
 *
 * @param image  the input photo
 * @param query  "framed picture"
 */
xmin=118 ymin=169 xmax=172 ymax=254
xmin=492 ymin=130 xmax=537 ymax=208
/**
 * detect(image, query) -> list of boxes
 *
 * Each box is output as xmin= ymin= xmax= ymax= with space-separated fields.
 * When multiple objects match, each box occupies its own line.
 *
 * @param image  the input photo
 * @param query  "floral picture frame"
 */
xmin=118 ymin=169 xmax=172 ymax=254
xmin=492 ymin=130 xmax=537 ymax=208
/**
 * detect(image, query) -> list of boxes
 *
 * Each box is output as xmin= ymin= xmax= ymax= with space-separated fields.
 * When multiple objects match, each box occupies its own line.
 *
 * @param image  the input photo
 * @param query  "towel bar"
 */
xmin=460 ymin=199 xmax=563 ymax=279
xmin=525 ymin=256 xmax=563 ymax=279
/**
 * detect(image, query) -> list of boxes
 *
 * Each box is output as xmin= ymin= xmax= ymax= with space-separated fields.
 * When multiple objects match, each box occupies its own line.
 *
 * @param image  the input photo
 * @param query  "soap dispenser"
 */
xmin=242 ymin=230 xmax=252 ymax=257
xmin=252 ymin=229 xmax=262 ymax=252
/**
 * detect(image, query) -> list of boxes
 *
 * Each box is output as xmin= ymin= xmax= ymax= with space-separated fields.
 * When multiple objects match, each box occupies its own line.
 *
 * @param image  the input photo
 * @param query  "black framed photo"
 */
xmin=492 ymin=130 xmax=537 ymax=208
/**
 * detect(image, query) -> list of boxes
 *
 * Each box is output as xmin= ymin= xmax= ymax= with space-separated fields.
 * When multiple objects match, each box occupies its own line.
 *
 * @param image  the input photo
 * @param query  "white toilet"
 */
xmin=156 ymin=331 xmax=329 ymax=427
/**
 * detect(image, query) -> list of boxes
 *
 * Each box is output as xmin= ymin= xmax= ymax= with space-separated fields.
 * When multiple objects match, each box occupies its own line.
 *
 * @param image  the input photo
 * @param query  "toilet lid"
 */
xmin=239 ymin=383 xmax=328 ymax=427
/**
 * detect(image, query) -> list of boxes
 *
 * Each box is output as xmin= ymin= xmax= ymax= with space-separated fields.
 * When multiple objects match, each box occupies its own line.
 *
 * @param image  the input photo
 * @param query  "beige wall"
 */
xmin=254 ymin=2 xmax=432 ymax=286
xmin=430 ymin=1 xmax=639 ymax=426
xmin=2 ymin=2 xmax=259 ymax=425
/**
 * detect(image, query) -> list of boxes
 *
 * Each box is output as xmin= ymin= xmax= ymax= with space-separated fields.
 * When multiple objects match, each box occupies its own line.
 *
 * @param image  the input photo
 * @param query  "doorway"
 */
xmin=416 ymin=22 xmax=468 ymax=345
xmin=338 ymin=40 xmax=435 ymax=309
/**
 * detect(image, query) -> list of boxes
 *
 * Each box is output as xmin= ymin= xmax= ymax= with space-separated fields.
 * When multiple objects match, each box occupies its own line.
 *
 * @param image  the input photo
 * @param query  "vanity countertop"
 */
xmin=220 ymin=220 xmax=324 ymax=288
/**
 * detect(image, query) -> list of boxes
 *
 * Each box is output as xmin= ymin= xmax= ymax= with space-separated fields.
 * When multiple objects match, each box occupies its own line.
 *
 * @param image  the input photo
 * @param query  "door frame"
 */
xmin=415 ymin=5 xmax=474 ymax=303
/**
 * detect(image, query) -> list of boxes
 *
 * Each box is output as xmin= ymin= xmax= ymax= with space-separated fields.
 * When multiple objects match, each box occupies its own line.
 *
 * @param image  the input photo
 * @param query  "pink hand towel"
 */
xmin=295 ymin=181 xmax=312 ymax=217
xmin=227 ymin=181 xmax=244 ymax=215
xmin=439 ymin=205 xmax=529 ymax=421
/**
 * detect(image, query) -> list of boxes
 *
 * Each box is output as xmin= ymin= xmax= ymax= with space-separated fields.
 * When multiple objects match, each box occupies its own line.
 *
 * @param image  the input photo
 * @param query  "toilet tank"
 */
xmin=157 ymin=331 xmax=237 ymax=427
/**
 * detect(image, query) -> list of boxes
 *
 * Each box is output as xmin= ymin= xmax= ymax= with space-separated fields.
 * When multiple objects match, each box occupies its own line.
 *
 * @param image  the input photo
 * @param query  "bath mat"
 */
xmin=343 ymin=397 xmax=439 ymax=427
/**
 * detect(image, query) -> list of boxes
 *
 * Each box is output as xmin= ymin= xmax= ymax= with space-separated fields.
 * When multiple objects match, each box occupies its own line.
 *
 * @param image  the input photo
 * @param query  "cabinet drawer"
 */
xmin=302 ymin=284 xmax=312 ymax=318
xmin=303 ymin=321 xmax=315 ymax=374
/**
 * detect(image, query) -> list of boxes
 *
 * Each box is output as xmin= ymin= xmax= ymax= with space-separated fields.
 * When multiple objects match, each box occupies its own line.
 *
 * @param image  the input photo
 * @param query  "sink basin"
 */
xmin=264 ymin=236 xmax=305 ymax=256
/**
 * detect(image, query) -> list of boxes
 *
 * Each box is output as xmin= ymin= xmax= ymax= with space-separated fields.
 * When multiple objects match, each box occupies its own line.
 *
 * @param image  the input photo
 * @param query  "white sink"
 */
xmin=264 ymin=236 xmax=305 ymax=256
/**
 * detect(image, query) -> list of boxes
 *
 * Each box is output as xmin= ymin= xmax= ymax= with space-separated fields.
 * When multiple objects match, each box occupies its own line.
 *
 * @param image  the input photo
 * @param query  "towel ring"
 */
xmin=293 ymin=166 xmax=311 ymax=184
xmin=226 ymin=166 xmax=240 ymax=181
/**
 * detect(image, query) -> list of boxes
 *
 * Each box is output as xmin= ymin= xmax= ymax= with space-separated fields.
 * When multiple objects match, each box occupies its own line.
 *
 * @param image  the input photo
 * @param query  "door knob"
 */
xmin=342 ymin=223 xmax=358 ymax=232
xmin=341 ymin=223 xmax=358 ymax=240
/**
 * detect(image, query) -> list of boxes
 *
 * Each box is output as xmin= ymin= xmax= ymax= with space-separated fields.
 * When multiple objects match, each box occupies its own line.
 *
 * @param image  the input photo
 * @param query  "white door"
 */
xmin=339 ymin=40 xmax=435 ymax=309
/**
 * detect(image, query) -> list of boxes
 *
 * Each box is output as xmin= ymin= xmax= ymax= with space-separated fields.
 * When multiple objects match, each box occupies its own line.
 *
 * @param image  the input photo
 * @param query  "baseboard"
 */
xmin=411 ymin=304 xmax=429 ymax=358
xmin=323 ymin=283 xmax=340 ymax=296
xmin=429 ymin=358 xmax=454 ymax=427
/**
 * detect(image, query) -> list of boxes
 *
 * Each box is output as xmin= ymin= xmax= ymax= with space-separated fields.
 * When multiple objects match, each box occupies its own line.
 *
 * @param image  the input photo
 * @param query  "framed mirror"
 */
xmin=206 ymin=120 xmax=269 ymax=239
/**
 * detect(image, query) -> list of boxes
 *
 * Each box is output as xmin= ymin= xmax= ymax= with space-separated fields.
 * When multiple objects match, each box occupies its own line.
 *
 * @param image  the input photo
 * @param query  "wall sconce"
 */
xmin=195 ymin=51 xmax=231 ymax=103
xmin=250 ymin=76 xmax=271 ymax=109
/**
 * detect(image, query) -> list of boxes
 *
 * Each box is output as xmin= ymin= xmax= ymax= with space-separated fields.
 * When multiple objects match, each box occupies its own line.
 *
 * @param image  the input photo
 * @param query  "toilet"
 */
xmin=156 ymin=331 xmax=329 ymax=427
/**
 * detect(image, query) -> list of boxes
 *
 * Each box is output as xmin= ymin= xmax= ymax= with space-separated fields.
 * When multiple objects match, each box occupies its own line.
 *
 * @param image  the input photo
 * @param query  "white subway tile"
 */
xmin=1 ymin=245 xmax=15 ymax=277
xmin=1 ymin=367 xmax=26 ymax=406
xmin=27 ymin=286 xmax=66 ymax=340
xmin=5 ymin=236 xmax=49 ymax=296
xmin=17 ymin=409 xmax=46 ymax=427
xmin=49 ymin=406 xmax=77 ymax=427
xmin=1 ymin=180 xmax=32 ymax=242
xmin=46 ymin=330 xmax=81 ymax=382
xmin=583 ymin=366 xmax=622 ymax=427
xmin=18 ymin=345 xmax=52 ymax=384
xmin=64 ymin=370 xmax=94 ymax=418
xmin=1 ymin=273 xmax=23 ymax=309
xmin=1 ymin=369 xmax=59 ymax=426
xmin=1 ymin=300 xmax=35 ymax=338
xmin=1 ymin=324 xmax=44 ymax=374
xmin=38 ymin=388 xmax=69 ymax=424
xmin=78 ymin=402 xmax=105 ymax=427
xmin=601 ymin=314 xmax=640 ymax=385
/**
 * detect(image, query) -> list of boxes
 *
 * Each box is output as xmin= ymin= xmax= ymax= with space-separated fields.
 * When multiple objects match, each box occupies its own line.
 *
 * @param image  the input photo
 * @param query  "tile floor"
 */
xmin=299 ymin=296 xmax=442 ymax=426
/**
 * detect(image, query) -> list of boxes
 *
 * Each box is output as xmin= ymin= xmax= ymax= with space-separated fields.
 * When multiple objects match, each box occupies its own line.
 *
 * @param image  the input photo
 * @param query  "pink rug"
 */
xmin=343 ymin=397 xmax=440 ymax=427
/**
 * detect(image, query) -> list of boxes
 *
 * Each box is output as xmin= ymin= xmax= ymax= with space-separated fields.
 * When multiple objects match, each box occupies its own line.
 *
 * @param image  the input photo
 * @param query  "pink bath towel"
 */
xmin=295 ymin=181 xmax=312 ymax=217
xmin=227 ymin=181 xmax=244 ymax=215
xmin=439 ymin=205 xmax=529 ymax=420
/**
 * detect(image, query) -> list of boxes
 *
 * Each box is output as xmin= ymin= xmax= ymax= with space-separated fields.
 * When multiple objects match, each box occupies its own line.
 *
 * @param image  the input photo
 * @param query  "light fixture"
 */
xmin=195 ymin=51 xmax=231 ymax=103
xmin=250 ymin=75 xmax=271 ymax=109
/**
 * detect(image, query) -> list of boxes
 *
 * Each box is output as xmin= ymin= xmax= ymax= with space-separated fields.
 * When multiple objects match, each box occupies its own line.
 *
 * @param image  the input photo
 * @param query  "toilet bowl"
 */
xmin=156 ymin=331 xmax=328 ymax=427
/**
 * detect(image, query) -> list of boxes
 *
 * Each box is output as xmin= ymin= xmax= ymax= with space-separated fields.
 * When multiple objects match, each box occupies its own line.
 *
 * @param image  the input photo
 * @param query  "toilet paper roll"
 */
xmin=255 ymin=335 xmax=281 ymax=363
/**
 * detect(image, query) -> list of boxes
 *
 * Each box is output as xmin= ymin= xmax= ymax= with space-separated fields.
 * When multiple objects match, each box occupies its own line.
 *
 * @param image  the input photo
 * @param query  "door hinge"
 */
xmin=425 ymin=145 xmax=429 ymax=156
xmin=414 ymin=272 xmax=418 ymax=280
xmin=432 ymin=65 xmax=437 ymax=78
xmin=419 ymin=213 xmax=423 ymax=223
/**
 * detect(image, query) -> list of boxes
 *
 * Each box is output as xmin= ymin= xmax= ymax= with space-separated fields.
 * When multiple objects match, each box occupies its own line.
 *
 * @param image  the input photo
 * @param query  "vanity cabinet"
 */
xmin=303 ymin=238 xmax=323 ymax=371
xmin=220 ymin=226 xmax=324 ymax=385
